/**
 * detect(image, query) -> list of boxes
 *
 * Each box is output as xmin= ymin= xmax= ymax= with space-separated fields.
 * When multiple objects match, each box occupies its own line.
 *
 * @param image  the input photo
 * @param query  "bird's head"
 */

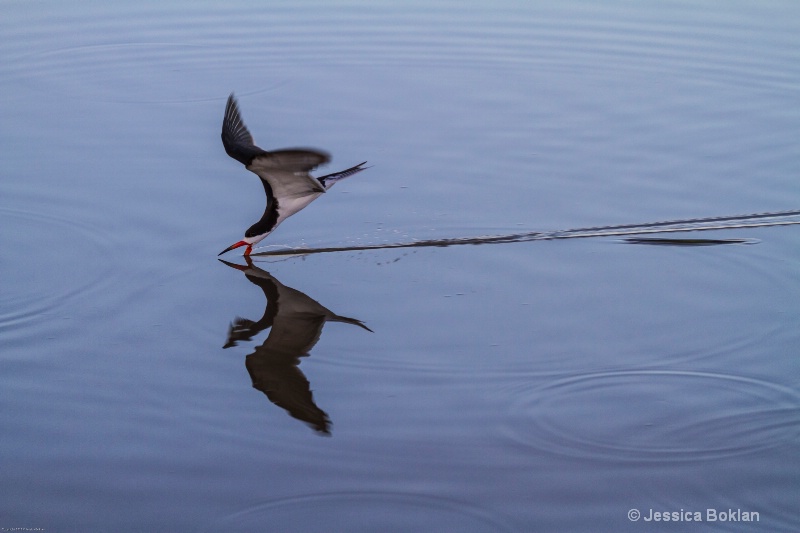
xmin=219 ymin=230 xmax=272 ymax=255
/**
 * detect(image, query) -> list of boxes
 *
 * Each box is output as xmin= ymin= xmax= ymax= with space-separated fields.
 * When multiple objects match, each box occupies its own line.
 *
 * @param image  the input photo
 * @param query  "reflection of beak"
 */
xmin=218 ymin=258 xmax=248 ymax=271
xmin=218 ymin=240 xmax=249 ymax=256
xmin=218 ymin=255 xmax=255 ymax=271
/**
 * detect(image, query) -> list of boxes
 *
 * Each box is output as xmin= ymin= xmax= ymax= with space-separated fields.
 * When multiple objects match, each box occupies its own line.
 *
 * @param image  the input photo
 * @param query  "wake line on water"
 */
xmin=252 ymin=209 xmax=800 ymax=257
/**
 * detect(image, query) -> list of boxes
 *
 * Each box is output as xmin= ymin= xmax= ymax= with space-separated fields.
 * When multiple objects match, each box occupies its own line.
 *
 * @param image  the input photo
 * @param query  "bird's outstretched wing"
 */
xmin=222 ymin=93 xmax=268 ymax=165
xmin=222 ymin=93 xmax=331 ymax=200
xmin=252 ymin=149 xmax=331 ymax=173
xmin=248 ymin=151 xmax=330 ymax=202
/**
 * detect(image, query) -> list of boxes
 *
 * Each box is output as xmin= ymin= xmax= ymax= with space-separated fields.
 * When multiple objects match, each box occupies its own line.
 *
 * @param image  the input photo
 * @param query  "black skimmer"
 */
xmin=218 ymin=93 xmax=369 ymax=256
xmin=221 ymin=257 xmax=372 ymax=434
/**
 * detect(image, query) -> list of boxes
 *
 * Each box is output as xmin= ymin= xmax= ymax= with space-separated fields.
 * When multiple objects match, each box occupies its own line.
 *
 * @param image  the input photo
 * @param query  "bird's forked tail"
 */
xmin=317 ymin=161 xmax=370 ymax=189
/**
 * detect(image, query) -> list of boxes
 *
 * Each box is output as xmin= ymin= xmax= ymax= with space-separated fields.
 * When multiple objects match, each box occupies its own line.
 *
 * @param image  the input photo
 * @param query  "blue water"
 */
xmin=1 ymin=1 xmax=799 ymax=531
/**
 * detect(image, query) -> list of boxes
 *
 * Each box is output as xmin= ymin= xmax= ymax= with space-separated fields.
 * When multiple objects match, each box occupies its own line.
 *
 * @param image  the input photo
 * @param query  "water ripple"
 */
xmin=5 ymin=2 xmax=795 ymax=103
xmin=503 ymin=370 xmax=800 ymax=463
xmin=0 ymin=207 xmax=116 ymax=338
xmin=208 ymin=491 xmax=517 ymax=533
xmin=5 ymin=42 xmax=282 ymax=104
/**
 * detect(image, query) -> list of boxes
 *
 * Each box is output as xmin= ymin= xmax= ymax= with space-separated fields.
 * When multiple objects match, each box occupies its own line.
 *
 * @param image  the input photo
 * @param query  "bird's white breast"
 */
xmin=277 ymin=192 xmax=323 ymax=222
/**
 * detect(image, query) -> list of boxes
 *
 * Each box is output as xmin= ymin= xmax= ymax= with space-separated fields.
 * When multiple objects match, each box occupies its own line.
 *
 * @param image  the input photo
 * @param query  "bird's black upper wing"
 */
xmin=222 ymin=93 xmax=269 ymax=165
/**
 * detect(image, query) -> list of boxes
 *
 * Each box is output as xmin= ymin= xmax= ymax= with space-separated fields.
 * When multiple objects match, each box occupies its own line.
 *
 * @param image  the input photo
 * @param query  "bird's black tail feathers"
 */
xmin=317 ymin=161 xmax=370 ymax=189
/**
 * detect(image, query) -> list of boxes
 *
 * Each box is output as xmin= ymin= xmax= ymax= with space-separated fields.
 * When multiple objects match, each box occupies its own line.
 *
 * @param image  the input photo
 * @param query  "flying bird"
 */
xmin=218 ymin=93 xmax=368 ymax=256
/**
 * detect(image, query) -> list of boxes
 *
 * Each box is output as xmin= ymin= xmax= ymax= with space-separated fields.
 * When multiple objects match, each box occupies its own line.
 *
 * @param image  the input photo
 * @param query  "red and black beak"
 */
xmin=218 ymin=240 xmax=251 ymax=256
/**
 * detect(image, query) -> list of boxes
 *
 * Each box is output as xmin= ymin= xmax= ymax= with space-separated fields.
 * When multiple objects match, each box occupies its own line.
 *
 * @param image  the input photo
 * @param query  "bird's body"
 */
xmin=219 ymin=93 xmax=368 ymax=256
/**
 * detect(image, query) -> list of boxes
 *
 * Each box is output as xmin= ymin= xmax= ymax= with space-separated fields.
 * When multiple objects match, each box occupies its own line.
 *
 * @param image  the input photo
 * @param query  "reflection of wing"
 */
xmin=224 ymin=316 xmax=259 ymax=349
xmin=222 ymin=268 xmax=279 ymax=348
xmin=246 ymin=349 xmax=331 ymax=435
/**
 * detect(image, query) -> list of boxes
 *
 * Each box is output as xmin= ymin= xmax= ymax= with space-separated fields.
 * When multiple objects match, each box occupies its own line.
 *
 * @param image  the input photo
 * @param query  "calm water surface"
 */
xmin=2 ymin=1 xmax=799 ymax=531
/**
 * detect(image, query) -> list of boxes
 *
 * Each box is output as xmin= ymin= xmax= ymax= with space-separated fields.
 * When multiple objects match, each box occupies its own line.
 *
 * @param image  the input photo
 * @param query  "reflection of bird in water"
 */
xmin=221 ymin=257 xmax=372 ymax=435
xmin=218 ymin=93 xmax=369 ymax=256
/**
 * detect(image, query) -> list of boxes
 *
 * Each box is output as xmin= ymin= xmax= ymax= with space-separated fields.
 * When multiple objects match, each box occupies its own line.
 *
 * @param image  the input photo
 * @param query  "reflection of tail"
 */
xmin=318 ymin=161 xmax=369 ymax=189
xmin=329 ymin=313 xmax=374 ymax=333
